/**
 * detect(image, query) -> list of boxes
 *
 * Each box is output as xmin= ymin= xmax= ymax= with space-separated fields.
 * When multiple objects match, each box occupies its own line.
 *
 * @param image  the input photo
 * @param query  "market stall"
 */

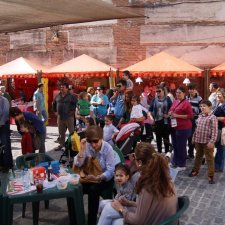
xmin=122 ymin=51 xmax=203 ymax=96
xmin=43 ymin=54 xmax=116 ymax=108
xmin=0 ymin=57 xmax=49 ymax=121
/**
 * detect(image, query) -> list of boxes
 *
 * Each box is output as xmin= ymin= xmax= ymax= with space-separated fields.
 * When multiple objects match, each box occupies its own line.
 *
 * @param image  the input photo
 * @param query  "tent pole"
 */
xmin=204 ymin=68 xmax=210 ymax=99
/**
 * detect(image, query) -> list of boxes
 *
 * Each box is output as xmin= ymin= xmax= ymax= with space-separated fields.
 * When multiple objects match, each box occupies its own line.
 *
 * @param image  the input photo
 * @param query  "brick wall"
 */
xmin=0 ymin=0 xmax=225 ymax=96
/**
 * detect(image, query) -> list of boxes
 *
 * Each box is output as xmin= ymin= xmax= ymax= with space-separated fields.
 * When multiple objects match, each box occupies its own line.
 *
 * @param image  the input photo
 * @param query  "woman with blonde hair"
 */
xmin=110 ymin=142 xmax=177 ymax=225
xmin=213 ymin=88 xmax=225 ymax=172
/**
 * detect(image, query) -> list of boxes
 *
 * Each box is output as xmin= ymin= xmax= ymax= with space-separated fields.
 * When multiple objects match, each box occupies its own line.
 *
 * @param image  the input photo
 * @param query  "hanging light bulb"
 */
xmin=135 ymin=77 xmax=143 ymax=85
xmin=183 ymin=77 xmax=190 ymax=86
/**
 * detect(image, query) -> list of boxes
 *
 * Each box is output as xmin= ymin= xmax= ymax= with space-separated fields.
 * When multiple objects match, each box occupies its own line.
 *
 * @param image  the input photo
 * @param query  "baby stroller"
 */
xmin=115 ymin=122 xmax=142 ymax=156
xmin=59 ymin=131 xmax=80 ymax=167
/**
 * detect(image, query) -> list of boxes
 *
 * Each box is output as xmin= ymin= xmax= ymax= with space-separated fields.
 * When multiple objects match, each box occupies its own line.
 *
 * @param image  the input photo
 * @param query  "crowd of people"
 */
xmin=0 ymin=69 xmax=225 ymax=224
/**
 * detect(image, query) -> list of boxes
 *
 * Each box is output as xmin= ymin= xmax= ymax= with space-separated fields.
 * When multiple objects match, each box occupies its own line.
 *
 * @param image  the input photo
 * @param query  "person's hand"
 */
xmin=207 ymin=142 xmax=214 ymax=149
xmin=111 ymin=199 xmax=123 ymax=212
xmin=86 ymin=175 xmax=96 ymax=180
xmin=80 ymin=139 xmax=87 ymax=155
xmin=86 ymin=174 xmax=104 ymax=182
xmin=163 ymin=114 xmax=169 ymax=119
xmin=118 ymin=196 xmax=130 ymax=206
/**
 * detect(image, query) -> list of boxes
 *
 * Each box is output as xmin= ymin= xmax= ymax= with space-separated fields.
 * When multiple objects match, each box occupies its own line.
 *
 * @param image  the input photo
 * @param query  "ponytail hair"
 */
xmin=136 ymin=152 xmax=174 ymax=198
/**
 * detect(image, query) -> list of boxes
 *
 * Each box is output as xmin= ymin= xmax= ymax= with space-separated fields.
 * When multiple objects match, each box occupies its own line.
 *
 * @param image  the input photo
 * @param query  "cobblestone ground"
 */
xmin=3 ymin=125 xmax=225 ymax=225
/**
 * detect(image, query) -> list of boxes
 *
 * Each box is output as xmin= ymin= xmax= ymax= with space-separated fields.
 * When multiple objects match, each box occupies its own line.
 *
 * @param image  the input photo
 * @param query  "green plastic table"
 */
xmin=0 ymin=173 xmax=85 ymax=225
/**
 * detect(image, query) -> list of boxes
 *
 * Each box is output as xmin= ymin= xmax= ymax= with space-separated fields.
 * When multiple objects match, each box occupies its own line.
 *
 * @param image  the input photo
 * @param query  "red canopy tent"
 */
xmin=0 ymin=57 xmax=47 ymax=101
xmin=123 ymin=52 xmax=203 ymax=78
xmin=43 ymin=54 xmax=116 ymax=109
xmin=210 ymin=63 xmax=225 ymax=77
xmin=43 ymin=54 xmax=116 ymax=78
xmin=0 ymin=57 xmax=42 ymax=78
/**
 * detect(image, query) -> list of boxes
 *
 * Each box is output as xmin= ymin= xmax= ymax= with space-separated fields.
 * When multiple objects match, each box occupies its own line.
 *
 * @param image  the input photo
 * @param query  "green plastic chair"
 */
xmin=15 ymin=153 xmax=53 ymax=221
xmin=16 ymin=153 xmax=53 ymax=169
xmin=113 ymin=145 xmax=125 ymax=165
xmin=158 ymin=196 xmax=190 ymax=225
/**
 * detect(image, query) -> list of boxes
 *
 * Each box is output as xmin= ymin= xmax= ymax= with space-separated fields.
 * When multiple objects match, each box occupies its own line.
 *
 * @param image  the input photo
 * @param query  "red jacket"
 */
xmin=21 ymin=132 xmax=33 ymax=155
xmin=169 ymin=99 xmax=193 ymax=130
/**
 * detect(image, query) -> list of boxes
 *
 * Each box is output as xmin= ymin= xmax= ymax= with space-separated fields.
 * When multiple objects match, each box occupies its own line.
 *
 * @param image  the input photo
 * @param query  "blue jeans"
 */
xmin=0 ymin=122 xmax=13 ymax=168
xmin=39 ymin=125 xmax=46 ymax=153
xmin=36 ymin=109 xmax=48 ymax=123
xmin=215 ymin=143 xmax=225 ymax=171
xmin=171 ymin=128 xmax=192 ymax=167
xmin=98 ymin=202 xmax=122 ymax=225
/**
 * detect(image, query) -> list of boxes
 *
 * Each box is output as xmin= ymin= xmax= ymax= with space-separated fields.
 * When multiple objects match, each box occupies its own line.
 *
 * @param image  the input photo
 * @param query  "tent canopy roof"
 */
xmin=211 ymin=63 xmax=225 ymax=76
xmin=47 ymin=54 xmax=116 ymax=74
xmin=0 ymin=57 xmax=47 ymax=78
xmin=123 ymin=52 xmax=203 ymax=77
xmin=0 ymin=0 xmax=142 ymax=33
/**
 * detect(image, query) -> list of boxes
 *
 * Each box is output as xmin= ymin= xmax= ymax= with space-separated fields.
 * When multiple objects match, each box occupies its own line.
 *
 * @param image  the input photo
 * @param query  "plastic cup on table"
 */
xmin=56 ymin=177 xmax=68 ymax=190
xmin=35 ymin=179 xmax=44 ymax=193
xmin=69 ymin=174 xmax=80 ymax=185
xmin=14 ymin=170 xmax=23 ymax=182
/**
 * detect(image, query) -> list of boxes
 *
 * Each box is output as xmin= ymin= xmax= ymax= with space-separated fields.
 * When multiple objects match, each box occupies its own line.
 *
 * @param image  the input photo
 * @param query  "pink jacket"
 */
xmin=169 ymin=99 xmax=193 ymax=130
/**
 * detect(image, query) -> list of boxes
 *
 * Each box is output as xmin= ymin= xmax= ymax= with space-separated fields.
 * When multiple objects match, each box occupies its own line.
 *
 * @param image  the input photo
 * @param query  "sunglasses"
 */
xmin=156 ymin=90 xmax=162 ymax=93
xmin=87 ymin=139 xmax=99 ymax=144
xmin=116 ymin=85 xmax=122 ymax=88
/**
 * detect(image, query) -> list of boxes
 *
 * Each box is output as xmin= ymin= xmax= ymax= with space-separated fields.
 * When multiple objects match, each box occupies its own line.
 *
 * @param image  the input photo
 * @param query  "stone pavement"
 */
xmin=4 ymin=125 xmax=225 ymax=224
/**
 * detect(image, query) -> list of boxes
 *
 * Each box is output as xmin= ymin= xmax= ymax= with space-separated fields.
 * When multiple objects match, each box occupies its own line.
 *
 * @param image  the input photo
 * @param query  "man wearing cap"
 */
xmin=33 ymin=83 xmax=48 ymax=123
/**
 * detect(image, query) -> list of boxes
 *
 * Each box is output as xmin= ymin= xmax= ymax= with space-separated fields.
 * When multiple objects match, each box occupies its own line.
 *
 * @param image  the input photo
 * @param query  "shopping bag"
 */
xmin=73 ymin=156 xmax=102 ymax=183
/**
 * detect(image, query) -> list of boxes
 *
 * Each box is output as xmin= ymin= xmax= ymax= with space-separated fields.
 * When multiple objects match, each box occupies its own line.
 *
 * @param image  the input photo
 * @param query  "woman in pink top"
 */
xmin=110 ymin=142 xmax=177 ymax=225
xmin=168 ymin=86 xmax=193 ymax=171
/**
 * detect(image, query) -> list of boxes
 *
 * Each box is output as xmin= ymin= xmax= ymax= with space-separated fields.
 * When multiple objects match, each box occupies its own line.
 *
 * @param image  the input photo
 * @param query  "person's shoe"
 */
xmin=215 ymin=169 xmax=223 ymax=173
xmin=188 ymin=170 xmax=199 ymax=177
xmin=187 ymin=155 xmax=194 ymax=160
xmin=54 ymin=146 xmax=63 ymax=151
xmin=170 ymin=163 xmax=177 ymax=168
xmin=54 ymin=137 xmax=60 ymax=143
xmin=176 ymin=167 xmax=186 ymax=172
xmin=0 ymin=166 xmax=10 ymax=173
xmin=202 ymin=158 xmax=206 ymax=165
xmin=208 ymin=176 xmax=215 ymax=184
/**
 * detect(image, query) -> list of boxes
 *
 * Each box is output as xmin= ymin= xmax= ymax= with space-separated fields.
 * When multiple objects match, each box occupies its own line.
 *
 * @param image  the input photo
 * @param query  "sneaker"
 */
xmin=170 ymin=163 xmax=177 ymax=168
xmin=202 ymin=158 xmax=206 ymax=165
xmin=176 ymin=167 xmax=186 ymax=172
xmin=187 ymin=155 xmax=194 ymax=160
xmin=54 ymin=146 xmax=63 ymax=151
xmin=208 ymin=176 xmax=215 ymax=184
xmin=215 ymin=169 xmax=223 ymax=173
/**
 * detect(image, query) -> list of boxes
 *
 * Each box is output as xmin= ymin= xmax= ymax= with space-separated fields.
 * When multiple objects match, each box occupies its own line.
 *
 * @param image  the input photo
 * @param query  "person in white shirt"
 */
xmin=103 ymin=115 xmax=119 ymax=146
xmin=129 ymin=95 xmax=146 ymax=124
